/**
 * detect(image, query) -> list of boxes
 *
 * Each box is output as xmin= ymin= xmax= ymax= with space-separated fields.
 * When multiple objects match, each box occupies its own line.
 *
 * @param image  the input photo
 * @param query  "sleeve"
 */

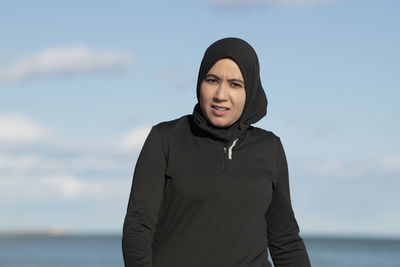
xmin=265 ymin=137 xmax=311 ymax=267
xmin=122 ymin=126 xmax=167 ymax=267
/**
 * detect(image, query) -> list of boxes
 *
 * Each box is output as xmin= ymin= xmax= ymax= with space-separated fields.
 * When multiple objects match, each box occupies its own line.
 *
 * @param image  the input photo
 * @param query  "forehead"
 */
xmin=207 ymin=58 xmax=243 ymax=77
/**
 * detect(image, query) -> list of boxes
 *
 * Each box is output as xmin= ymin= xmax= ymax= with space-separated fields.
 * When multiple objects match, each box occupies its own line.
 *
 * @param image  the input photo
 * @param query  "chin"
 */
xmin=205 ymin=111 xmax=235 ymax=128
xmin=209 ymin=119 xmax=233 ymax=128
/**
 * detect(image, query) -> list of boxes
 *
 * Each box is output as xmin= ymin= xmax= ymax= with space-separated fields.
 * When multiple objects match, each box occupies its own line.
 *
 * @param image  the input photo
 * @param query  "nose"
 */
xmin=213 ymin=82 xmax=228 ymax=102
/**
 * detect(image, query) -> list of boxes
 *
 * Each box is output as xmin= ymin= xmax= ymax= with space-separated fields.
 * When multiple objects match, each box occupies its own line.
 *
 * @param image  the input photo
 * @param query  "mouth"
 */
xmin=211 ymin=105 xmax=229 ymax=111
xmin=211 ymin=105 xmax=229 ymax=116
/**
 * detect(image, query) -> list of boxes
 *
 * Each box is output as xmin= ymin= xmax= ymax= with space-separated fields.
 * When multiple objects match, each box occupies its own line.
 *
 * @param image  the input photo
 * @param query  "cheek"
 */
xmin=234 ymin=91 xmax=246 ymax=112
xmin=199 ymin=83 xmax=206 ymax=98
xmin=199 ymin=85 xmax=211 ymax=112
xmin=199 ymin=85 xmax=206 ymax=103
xmin=199 ymin=84 xmax=213 ymax=104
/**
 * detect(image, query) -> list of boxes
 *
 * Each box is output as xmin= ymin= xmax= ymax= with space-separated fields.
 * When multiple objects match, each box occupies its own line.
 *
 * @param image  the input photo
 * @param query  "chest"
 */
xmin=164 ymin=136 xmax=277 ymax=210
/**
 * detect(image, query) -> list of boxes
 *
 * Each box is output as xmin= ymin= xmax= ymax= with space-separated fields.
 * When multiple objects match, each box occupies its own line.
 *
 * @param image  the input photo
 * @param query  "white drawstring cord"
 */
xmin=228 ymin=138 xmax=239 ymax=160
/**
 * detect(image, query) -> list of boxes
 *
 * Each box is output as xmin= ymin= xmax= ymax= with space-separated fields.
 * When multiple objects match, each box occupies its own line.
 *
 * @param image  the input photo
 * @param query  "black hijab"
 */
xmin=192 ymin=37 xmax=268 ymax=145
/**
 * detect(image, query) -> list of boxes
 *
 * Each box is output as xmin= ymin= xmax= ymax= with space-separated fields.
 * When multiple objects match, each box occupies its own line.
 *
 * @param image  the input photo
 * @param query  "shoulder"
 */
xmin=248 ymin=125 xmax=281 ymax=144
xmin=148 ymin=115 xmax=192 ymax=147
xmin=152 ymin=115 xmax=190 ymax=134
xmin=246 ymin=126 xmax=285 ymax=159
xmin=147 ymin=115 xmax=192 ymax=157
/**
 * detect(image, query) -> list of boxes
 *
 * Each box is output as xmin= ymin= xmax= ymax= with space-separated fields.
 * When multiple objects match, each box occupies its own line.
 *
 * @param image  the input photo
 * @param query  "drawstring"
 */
xmin=228 ymin=138 xmax=239 ymax=160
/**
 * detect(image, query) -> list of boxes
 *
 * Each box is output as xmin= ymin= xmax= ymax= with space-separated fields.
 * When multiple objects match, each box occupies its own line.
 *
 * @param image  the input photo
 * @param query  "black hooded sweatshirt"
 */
xmin=122 ymin=38 xmax=311 ymax=267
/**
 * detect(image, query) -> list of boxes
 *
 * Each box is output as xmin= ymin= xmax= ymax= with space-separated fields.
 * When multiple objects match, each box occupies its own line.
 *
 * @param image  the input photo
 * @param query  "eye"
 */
xmin=205 ymin=78 xmax=218 ymax=84
xmin=231 ymin=82 xmax=242 ymax=88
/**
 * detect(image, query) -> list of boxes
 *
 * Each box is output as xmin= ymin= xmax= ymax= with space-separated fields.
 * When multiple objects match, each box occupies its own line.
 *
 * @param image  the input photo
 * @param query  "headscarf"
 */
xmin=192 ymin=37 xmax=268 ymax=145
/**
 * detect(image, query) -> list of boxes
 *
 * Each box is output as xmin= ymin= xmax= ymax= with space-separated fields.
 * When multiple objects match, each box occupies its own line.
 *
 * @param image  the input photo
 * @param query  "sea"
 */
xmin=0 ymin=234 xmax=399 ymax=267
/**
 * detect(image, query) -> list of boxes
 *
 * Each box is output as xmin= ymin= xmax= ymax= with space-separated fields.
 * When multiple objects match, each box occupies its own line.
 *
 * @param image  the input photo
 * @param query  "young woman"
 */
xmin=122 ymin=37 xmax=311 ymax=267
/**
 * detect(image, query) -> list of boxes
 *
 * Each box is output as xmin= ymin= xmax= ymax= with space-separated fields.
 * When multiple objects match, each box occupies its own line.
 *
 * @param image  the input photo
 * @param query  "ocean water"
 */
xmin=0 ymin=235 xmax=399 ymax=267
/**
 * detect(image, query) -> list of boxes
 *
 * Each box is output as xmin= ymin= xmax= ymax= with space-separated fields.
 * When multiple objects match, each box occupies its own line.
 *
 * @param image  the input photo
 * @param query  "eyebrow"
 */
xmin=205 ymin=74 xmax=244 ymax=85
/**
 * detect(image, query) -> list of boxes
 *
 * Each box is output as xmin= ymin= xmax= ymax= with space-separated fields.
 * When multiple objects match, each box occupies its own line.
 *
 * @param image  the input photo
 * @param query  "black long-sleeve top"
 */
xmin=122 ymin=115 xmax=310 ymax=267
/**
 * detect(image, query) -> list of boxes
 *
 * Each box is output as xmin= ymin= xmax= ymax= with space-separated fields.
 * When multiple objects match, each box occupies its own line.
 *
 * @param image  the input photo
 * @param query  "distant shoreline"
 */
xmin=0 ymin=229 xmax=66 ymax=237
xmin=1 ymin=231 xmax=400 ymax=241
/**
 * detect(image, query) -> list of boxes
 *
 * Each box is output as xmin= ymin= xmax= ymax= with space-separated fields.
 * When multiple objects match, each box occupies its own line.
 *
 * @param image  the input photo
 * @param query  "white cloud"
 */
xmin=0 ymin=173 xmax=129 ymax=202
xmin=378 ymin=156 xmax=400 ymax=172
xmin=42 ymin=174 xmax=85 ymax=198
xmin=0 ymin=113 xmax=50 ymax=143
xmin=293 ymin=155 xmax=400 ymax=179
xmin=0 ymin=46 xmax=133 ymax=81
xmin=115 ymin=125 xmax=151 ymax=152
xmin=0 ymin=112 xmax=150 ymax=155
xmin=204 ymin=0 xmax=336 ymax=8
xmin=0 ymin=153 xmax=129 ymax=173
xmin=0 ymin=113 xmax=152 ymax=192
xmin=0 ymin=113 xmax=149 ymax=231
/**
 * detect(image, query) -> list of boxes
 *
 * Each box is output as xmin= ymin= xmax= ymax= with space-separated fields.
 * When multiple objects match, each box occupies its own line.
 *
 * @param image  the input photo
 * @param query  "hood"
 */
xmin=192 ymin=37 xmax=268 ymax=144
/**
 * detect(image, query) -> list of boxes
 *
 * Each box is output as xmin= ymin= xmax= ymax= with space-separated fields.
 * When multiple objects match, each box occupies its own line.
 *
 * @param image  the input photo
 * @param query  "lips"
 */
xmin=211 ymin=105 xmax=229 ymax=111
xmin=211 ymin=105 xmax=229 ymax=116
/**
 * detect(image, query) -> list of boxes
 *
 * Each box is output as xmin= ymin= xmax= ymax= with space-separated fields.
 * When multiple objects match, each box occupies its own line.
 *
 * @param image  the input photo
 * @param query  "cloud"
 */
xmin=0 ymin=153 xmax=129 ymax=174
xmin=0 ymin=113 xmax=149 ymax=231
xmin=293 ymin=155 xmax=400 ymax=179
xmin=0 ymin=113 xmax=148 ymax=206
xmin=378 ymin=156 xmax=400 ymax=172
xmin=0 ymin=112 xmax=151 ymax=154
xmin=0 ymin=46 xmax=133 ymax=82
xmin=0 ymin=113 xmax=50 ymax=144
xmin=115 ymin=126 xmax=152 ymax=152
xmin=0 ymin=173 xmax=129 ymax=202
xmin=0 ymin=112 xmax=152 ymax=182
xmin=42 ymin=174 xmax=85 ymax=198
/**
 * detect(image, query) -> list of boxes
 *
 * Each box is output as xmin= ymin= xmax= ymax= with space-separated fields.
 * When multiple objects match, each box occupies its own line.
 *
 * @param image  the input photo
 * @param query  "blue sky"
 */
xmin=1 ymin=0 xmax=399 ymax=237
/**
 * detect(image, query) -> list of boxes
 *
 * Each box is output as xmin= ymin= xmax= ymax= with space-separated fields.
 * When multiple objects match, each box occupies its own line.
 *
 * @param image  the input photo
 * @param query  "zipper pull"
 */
xmin=223 ymin=147 xmax=227 ymax=154
xmin=227 ymin=138 xmax=239 ymax=160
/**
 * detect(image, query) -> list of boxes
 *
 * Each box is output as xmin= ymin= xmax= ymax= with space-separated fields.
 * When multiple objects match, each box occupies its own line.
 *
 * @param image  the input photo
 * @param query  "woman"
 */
xmin=122 ymin=37 xmax=311 ymax=267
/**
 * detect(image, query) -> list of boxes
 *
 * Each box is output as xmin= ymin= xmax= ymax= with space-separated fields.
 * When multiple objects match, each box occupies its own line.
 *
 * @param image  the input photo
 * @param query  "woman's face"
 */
xmin=199 ymin=58 xmax=246 ymax=128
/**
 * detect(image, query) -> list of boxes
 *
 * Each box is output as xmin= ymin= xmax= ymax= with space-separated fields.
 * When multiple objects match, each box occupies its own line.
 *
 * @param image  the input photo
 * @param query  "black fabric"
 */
xmin=192 ymin=103 xmax=236 ymax=144
xmin=192 ymin=37 xmax=268 ymax=145
xmin=122 ymin=38 xmax=311 ymax=267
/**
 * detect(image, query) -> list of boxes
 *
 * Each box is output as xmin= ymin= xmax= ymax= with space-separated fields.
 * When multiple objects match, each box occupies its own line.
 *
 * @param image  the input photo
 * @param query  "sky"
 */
xmin=1 ymin=0 xmax=399 ymax=237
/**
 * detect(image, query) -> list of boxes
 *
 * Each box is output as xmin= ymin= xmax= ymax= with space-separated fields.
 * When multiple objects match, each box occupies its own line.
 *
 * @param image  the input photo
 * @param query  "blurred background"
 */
xmin=1 ymin=0 xmax=399 ymax=266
